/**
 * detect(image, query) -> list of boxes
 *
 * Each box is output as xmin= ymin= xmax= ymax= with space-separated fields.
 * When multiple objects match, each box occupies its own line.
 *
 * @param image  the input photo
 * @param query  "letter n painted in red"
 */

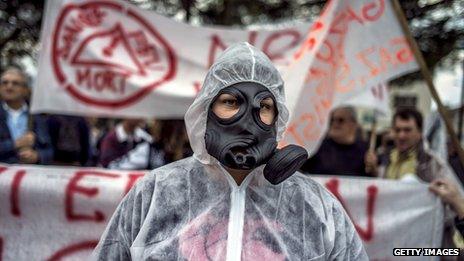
xmin=325 ymin=178 xmax=378 ymax=241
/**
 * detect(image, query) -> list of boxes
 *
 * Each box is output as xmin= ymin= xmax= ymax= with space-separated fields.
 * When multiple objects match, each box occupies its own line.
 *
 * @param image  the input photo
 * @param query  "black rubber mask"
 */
xmin=205 ymin=82 xmax=308 ymax=185
xmin=205 ymin=82 xmax=277 ymax=170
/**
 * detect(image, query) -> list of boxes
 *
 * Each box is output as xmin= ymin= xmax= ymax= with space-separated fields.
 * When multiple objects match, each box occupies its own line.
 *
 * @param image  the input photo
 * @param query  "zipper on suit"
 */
xmin=226 ymin=185 xmax=246 ymax=261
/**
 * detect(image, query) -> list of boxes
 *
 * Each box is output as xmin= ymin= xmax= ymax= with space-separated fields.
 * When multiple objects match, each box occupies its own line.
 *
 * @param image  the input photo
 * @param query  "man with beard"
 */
xmin=93 ymin=43 xmax=367 ymax=260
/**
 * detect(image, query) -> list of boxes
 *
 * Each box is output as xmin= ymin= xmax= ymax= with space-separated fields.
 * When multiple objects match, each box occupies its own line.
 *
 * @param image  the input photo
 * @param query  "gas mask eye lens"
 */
xmin=259 ymin=97 xmax=276 ymax=125
xmin=212 ymin=93 xmax=240 ymax=119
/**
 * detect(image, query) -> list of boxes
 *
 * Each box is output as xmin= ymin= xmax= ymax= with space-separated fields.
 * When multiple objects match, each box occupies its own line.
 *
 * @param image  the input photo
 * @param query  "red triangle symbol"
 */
xmin=71 ymin=23 xmax=146 ymax=76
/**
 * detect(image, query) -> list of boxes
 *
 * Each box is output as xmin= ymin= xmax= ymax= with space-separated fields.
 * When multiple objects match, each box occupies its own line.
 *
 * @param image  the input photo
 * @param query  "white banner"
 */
xmin=0 ymin=164 xmax=443 ymax=260
xmin=31 ymin=0 xmax=310 ymax=118
xmin=341 ymin=83 xmax=390 ymax=115
xmin=280 ymin=0 xmax=418 ymax=151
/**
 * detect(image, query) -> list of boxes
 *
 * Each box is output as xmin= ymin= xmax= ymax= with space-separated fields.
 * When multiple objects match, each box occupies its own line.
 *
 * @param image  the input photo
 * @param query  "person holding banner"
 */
xmin=366 ymin=108 xmax=450 ymax=182
xmin=430 ymin=179 xmax=464 ymax=238
xmin=93 ymin=42 xmax=367 ymax=260
xmin=0 ymin=67 xmax=53 ymax=164
xmin=366 ymin=107 xmax=459 ymax=248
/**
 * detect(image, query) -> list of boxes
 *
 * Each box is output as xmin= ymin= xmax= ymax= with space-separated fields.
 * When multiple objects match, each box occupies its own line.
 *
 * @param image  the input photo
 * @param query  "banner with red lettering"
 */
xmin=30 ymin=0 xmax=310 ymax=118
xmin=281 ymin=0 xmax=418 ymax=151
xmin=342 ymin=83 xmax=390 ymax=115
xmin=0 ymin=164 xmax=443 ymax=260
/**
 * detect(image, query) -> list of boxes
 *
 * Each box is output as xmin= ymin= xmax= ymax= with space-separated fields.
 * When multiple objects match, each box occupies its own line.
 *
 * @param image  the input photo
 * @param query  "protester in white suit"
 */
xmin=93 ymin=42 xmax=367 ymax=260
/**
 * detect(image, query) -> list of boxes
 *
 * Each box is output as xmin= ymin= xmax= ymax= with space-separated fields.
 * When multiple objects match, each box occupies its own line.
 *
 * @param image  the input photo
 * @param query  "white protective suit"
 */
xmin=93 ymin=42 xmax=368 ymax=260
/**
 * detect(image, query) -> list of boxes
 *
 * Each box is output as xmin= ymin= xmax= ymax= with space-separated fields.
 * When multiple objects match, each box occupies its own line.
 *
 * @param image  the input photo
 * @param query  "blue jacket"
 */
xmin=0 ymin=105 xmax=53 ymax=164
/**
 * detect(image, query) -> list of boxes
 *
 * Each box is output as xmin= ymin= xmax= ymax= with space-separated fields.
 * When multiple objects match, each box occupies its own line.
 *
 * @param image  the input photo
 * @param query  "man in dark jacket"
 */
xmin=301 ymin=106 xmax=371 ymax=177
xmin=47 ymin=115 xmax=90 ymax=166
xmin=0 ymin=67 xmax=53 ymax=164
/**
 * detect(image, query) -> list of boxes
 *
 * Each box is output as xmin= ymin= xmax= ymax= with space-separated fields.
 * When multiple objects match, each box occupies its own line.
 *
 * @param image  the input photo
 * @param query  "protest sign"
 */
xmin=31 ymin=0 xmax=309 ymax=118
xmin=281 ymin=0 xmax=418 ymax=152
xmin=0 ymin=164 xmax=443 ymax=260
xmin=341 ymin=83 xmax=390 ymax=115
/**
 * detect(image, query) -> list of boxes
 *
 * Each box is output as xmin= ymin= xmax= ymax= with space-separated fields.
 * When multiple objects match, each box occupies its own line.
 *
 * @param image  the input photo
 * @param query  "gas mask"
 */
xmin=205 ymin=82 xmax=308 ymax=185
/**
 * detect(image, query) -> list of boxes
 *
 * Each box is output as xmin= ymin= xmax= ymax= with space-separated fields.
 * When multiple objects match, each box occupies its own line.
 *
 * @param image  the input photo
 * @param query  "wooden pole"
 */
xmin=366 ymin=111 xmax=377 ymax=174
xmin=391 ymin=0 xmax=464 ymax=167
xmin=459 ymin=59 xmax=464 ymax=142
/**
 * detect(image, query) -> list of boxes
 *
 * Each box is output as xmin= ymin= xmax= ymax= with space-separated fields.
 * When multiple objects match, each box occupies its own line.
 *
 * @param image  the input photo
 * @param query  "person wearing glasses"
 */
xmin=0 ymin=67 xmax=53 ymax=164
xmin=301 ymin=106 xmax=372 ymax=177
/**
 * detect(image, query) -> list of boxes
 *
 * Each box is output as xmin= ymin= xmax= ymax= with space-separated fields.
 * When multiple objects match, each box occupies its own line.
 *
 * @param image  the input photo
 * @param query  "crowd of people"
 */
xmin=3 ymin=50 xmax=464 ymax=254
xmin=2 ymin=66 xmax=464 ymax=183
xmin=301 ymin=104 xmax=464 ymax=245
xmin=0 ymin=66 xmax=192 ymax=169
xmin=301 ymin=104 xmax=464 ymax=186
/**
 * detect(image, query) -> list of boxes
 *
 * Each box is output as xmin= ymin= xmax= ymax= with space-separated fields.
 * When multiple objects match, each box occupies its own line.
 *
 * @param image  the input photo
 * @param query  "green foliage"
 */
xmin=0 ymin=0 xmax=43 ymax=70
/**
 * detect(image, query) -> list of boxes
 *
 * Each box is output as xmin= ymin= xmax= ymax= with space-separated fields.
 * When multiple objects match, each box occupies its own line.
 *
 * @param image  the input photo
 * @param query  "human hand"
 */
xmin=18 ymin=147 xmax=39 ymax=164
xmin=429 ymin=179 xmax=464 ymax=218
xmin=364 ymin=150 xmax=378 ymax=175
xmin=15 ymin=132 xmax=36 ymax=149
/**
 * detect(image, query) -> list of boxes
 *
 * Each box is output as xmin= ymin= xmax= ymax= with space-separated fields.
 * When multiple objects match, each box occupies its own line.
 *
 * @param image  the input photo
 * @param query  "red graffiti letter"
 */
xmin=125 ymin=173 xmax=145 ymax=195
xmin=362 ymin=0 xmax=385 ymax=22
xmin=262 ymin=30 xmax=301 ymax=63
xmin=47 ymin=240 xmax=99 ymax=261
xmin=391 ymin=37 xmax=414 ymax=64
xmin=325 ymin=178 xmax=378 ymax=242
xmin=192 ymin=81 xmax=202 ymax=94
xmin=0 ymin=166 xmax=8 ymax=174
xmin=65 ymin=170 xmax=120 ymax=222
xmin=345 ymin=6 xmax=364 ymax=25
xmin=11 ymin=170 xmax=26 ymax=217
xmin=208 ymin=35 xmax=227 ymax=68
xmin=293 ymin=22 xmax=324 ymax=61
xmin=248 ymin=31 xmax=258 ymax=46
